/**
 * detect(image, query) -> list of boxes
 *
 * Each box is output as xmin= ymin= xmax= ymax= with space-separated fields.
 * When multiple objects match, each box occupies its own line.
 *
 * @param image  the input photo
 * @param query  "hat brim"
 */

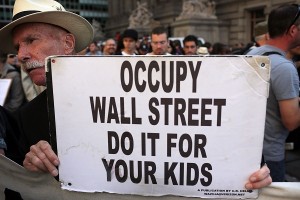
xmin=0 ymin=11 xmax=94 ymax=53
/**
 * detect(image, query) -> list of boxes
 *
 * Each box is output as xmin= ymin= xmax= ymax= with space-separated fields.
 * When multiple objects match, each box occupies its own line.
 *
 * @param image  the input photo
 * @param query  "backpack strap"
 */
xmin=262 ymin=51 xmax=283 ymax=56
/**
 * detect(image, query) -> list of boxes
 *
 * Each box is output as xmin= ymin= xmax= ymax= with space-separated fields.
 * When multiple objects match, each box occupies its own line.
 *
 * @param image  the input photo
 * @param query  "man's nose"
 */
xmin=17 ymin=44 xmax=30 ymax=62
xmin=156 ymin=43 xmax=162 ymax=48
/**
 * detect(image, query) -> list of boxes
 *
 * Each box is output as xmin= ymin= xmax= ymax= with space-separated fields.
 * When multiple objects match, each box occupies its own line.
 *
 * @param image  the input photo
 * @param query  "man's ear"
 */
xmin=64 ymin=33 xmax=75 ymax=54
xmin=264 ymin=33 xmax=270 ymax=41
xmin=288 ymin=24 xmax=299 ymax=38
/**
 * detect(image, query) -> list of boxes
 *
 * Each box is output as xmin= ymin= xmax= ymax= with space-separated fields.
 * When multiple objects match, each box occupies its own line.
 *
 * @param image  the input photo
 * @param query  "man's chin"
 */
xmin=29 ymin=70 xmax=46 ymax=86
xmin=31 ymin=77 xmax=46 ymax=86
xmin=154 ymin=51 xmax=163 ymax=55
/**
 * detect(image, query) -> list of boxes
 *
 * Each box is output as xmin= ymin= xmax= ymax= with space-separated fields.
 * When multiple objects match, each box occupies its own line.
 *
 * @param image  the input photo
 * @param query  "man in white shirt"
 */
xmin=118 ymin=29 xmax=138 ymax=55
xmin=147 ymin=26 xmax=171 ymax=55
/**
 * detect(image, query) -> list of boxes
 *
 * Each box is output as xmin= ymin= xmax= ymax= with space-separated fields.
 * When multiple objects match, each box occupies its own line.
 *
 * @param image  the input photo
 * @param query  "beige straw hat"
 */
xmin=0 ymin=0 xmax=94 ymax=53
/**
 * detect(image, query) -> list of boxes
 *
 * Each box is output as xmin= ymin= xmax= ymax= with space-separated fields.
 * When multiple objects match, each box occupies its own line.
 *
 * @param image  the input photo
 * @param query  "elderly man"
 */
xmin=0 ymin=0 xmax=92 ymax=183
xmin=247 ymin=4 xmax=300 ymax=182
xmin=253 ymin=21 xmax=269 ymax=47
xmin=1 ymin=0 xmax=271 ymax=194
xmin=102 ymin=38 xmax=117 ymax=55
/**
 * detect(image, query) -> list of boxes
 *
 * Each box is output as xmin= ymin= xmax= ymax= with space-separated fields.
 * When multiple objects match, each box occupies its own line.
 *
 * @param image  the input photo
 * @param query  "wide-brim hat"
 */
xmin=122 ymin=29 xmax=138 ymax=41
xmin=0 ymin=0 xmax=94 ymax=53
xmin=197 ymin=47 xmax=209 ymax=55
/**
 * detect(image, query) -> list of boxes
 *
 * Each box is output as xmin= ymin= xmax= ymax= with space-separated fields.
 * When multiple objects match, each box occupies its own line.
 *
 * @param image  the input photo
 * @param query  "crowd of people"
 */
xmin=1 ymin=0 xmax=300 ymax=199
xmin=81 ymin=29 xmax=231 ymax=57
xmin=80 ymin=20 xmax=277 ymax=58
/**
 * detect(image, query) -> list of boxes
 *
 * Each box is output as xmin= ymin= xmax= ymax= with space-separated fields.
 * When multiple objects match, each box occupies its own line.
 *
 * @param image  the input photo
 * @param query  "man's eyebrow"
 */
xmin=25 ymin=33 xmax=41 ymax=39
xmin=13 ymin=33 xmax=40 ymax=50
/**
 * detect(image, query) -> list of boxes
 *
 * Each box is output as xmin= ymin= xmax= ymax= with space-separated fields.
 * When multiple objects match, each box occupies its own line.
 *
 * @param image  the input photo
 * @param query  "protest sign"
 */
xmin=0 ymin=79 xmax=12 ymax=106
xmin=46 ymin=56 xmax=270 ymax=198
xmin=1 ymin=155 xmax=300 ymax=200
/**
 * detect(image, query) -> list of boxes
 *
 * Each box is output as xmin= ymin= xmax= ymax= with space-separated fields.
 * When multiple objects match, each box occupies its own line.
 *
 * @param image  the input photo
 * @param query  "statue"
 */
xmin=177 ymin=0 xmax=216 ymax=20
xmin=205 ymin=0 xmax=216 ymax=16
xmin=128 ymin=1 xmax=160 ymax=29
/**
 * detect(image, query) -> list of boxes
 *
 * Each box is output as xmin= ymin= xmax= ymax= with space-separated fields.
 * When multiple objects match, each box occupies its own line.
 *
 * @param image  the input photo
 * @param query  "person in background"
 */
xmin=0 ymin=51 xmax=24 ymax=112
xmin=138 ymin=43 xmax=149 ymax=55
xmin=173 ymin=39 xmax=184 ymax=55
xmin=85 ymin=41 xmax=102 ymax=55
xmin=286 ymin=45 xmax=300 ymax=68
xmin=211 ymin=42 xmax=231 ymax=55
xmin=286 ymin=45 xmax=300 ymax=151
xmin=202 ymin=42 xmax=213 ymax=54
xmin=254 ymin=21 xmax=270 ymax=47
xmin=247 ymin=4 xmax=300 ymax=182
xmin=183 ymin=35 xmax=199 ymax=55
xmin=116 ymin=29 xmax=139 ymax=55
xmin=167 ymin=40 xmax=176 ymax=55
xmin=147 ymin=26 xmax=170 ymax=55
xmin=0 ymin=107 xmax=7 ymax=156
xmin=197 ymin=47 xmax=209 ymax=55
xmin=6 ymin=54 xmax=20 ymax=72
xmin=0 ymin=66 xmax=23 ymax=199
xmin=241 ymin=21 xmax=270 ymax=55
xmin=102 ymin=38 xmax=117 ymax=55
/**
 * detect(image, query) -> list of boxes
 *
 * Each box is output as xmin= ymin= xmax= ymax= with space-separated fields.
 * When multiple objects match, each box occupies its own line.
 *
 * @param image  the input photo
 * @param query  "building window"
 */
xmin=249 ymin=8 xmax=266 ymax=39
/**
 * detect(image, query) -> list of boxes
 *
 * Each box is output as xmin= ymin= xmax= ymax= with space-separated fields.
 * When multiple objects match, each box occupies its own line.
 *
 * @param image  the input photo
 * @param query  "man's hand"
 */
xmin=245 ymin=164 xmax=272 ymax=189
xmin=23 ymin=140 xmax=59 ymax=177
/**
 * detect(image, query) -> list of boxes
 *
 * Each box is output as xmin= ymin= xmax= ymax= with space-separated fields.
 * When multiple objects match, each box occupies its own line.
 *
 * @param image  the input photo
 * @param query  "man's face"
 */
xmin=89 ymin=43 xmax=97 ymax=53
xmin=7 ymin=54 xmax=17 ymax=65
xmin=12 ymin=23 xmax=67 ymax=86
xmin=290 ymin=45 xmax=300 ymax=55
xmin=292 ymin=25 xmax=300 ymax=48
xmin=123 ymin=37 xmax=136 ymax=52
xmin=184 ymin=41 xmax=198 ymax=55
xmin=151 ymin=33 xmax=168 ymax=55
xmin=103 ymin=39 xmax=116 ymax=55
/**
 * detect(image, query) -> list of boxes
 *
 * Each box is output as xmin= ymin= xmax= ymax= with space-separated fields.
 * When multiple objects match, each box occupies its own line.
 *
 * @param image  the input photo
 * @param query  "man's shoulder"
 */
xmin=246 ymin=45 xmax=283 ymax=56
xmin=2 ymin=64 xmax=19 ymax=78
xmin=19 ymin=90 xmax=47 ymax=113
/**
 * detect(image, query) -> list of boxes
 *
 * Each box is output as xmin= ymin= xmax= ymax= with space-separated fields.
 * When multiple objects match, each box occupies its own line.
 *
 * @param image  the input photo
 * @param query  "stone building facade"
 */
xmin=105 ymin=0 xmax=300 ymax=46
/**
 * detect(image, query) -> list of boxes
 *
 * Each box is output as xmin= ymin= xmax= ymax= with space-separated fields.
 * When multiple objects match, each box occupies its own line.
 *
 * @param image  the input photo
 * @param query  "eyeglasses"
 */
xmin=286 ymin=4 xmax=300 ymax=33
xmin=8 ymin=54 xmax=16 ymax=58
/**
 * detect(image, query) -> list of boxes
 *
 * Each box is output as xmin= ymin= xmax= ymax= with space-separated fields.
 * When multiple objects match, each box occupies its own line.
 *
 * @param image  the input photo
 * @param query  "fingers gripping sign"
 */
xmin=23 ymin=140 xmax=60 ymax=177
xmin=245 ymin=164 xmax=272 ymax=189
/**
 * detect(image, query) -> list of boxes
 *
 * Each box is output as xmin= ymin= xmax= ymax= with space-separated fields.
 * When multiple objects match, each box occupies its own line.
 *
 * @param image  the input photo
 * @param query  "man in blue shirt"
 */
xmin=247 ymin=4 xmax=300 ymax=181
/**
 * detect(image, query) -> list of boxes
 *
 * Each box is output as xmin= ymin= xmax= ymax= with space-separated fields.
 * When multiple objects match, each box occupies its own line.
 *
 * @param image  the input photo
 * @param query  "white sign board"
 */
xmin=0 ymin=79 xmax=12 ymax=106
xmin=47 ymin=56 xmax=270 ymax=199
